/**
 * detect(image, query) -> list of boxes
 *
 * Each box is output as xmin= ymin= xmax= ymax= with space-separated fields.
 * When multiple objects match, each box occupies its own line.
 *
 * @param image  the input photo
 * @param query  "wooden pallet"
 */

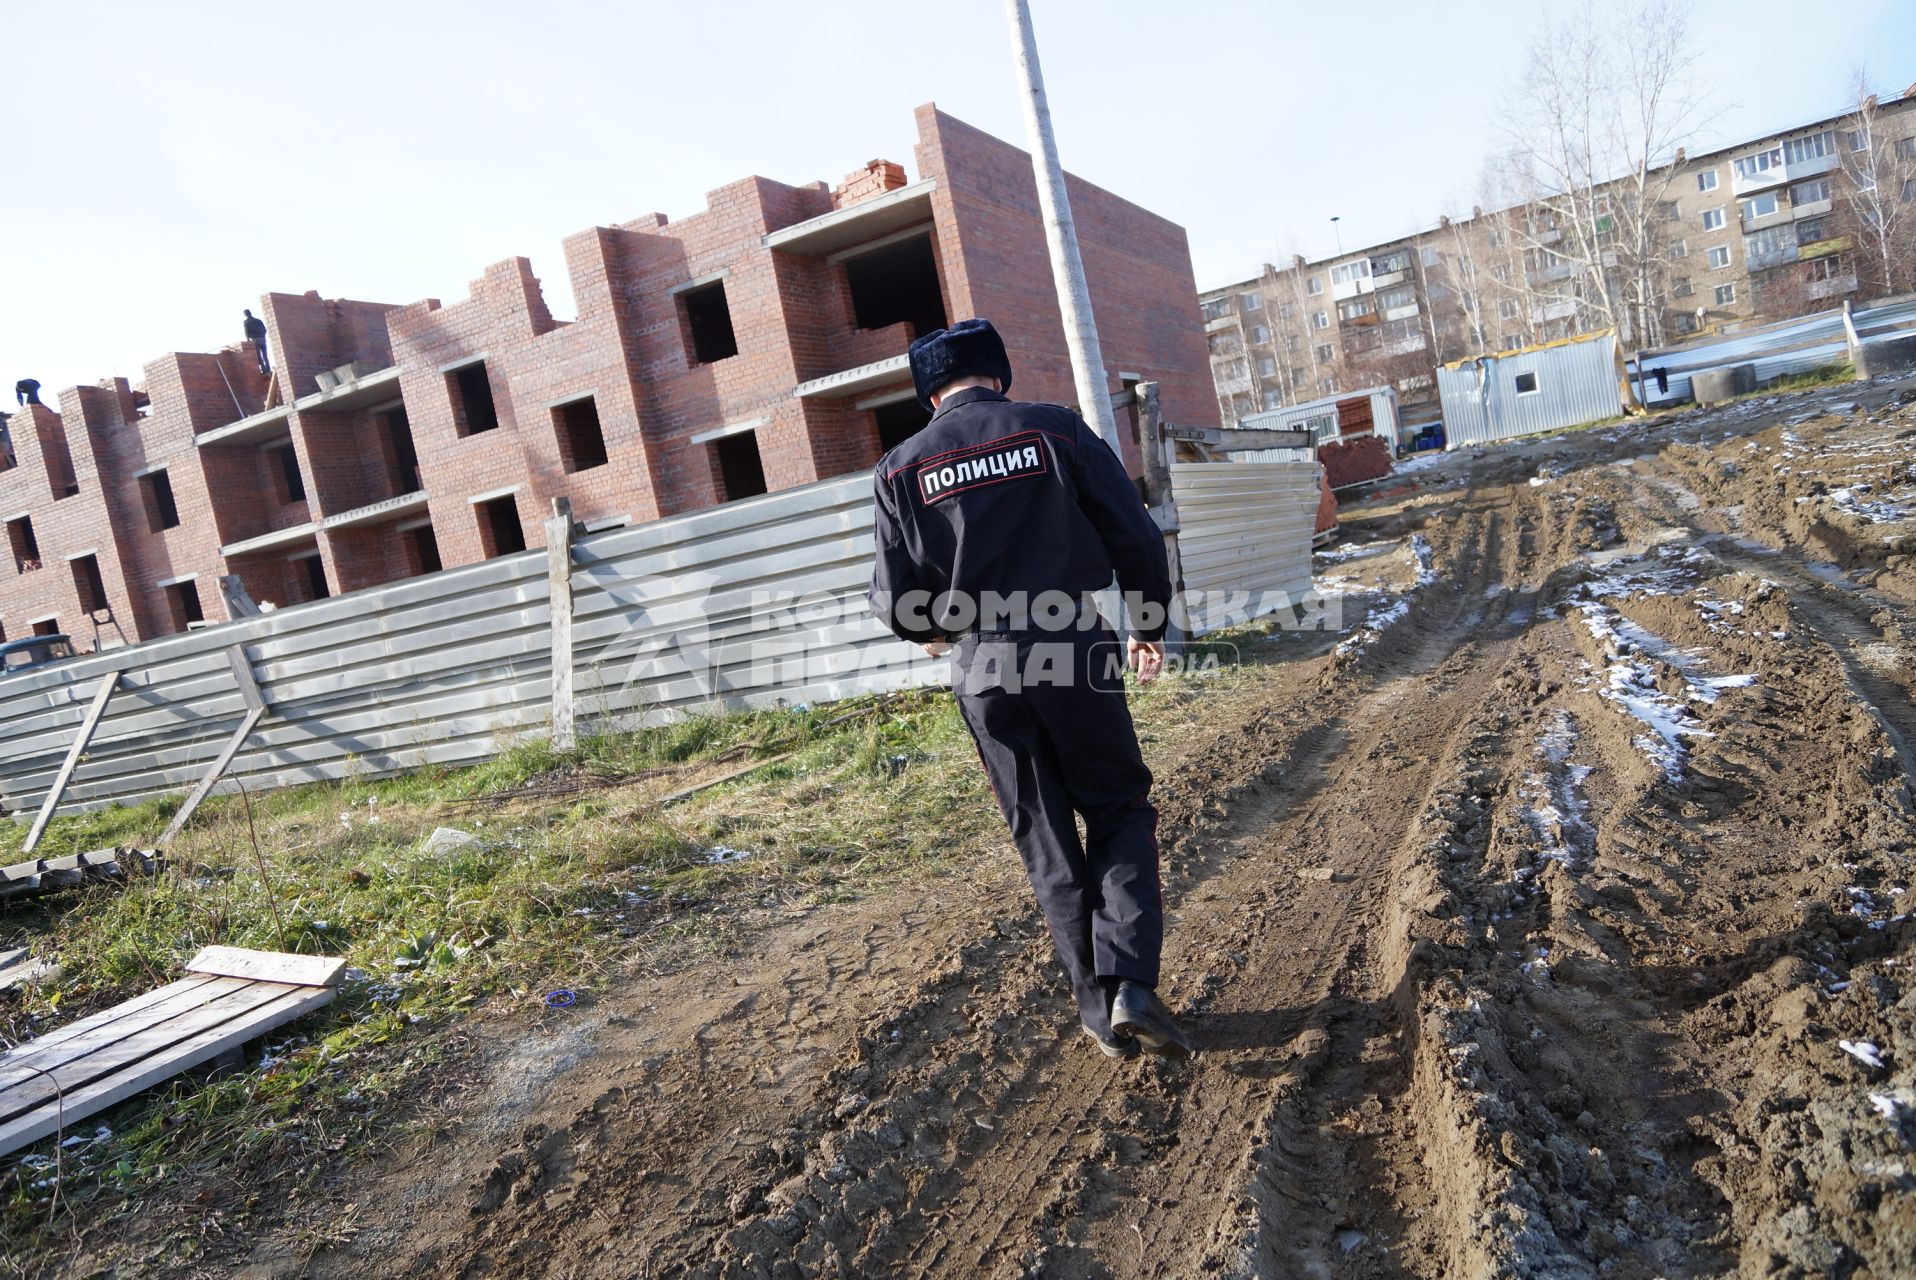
xmin=0 ymin=946 xmax=343 ymax=1157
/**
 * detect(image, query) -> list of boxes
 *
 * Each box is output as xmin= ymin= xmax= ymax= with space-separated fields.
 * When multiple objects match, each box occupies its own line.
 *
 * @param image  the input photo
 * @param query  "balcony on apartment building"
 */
xmin=1530 ymin=297 xmax=1580 ymax=325
xmin=765 ymin=178 xmax=947 ymax=406
xmin=1729 ymin=129 xmax=1840 ymax=197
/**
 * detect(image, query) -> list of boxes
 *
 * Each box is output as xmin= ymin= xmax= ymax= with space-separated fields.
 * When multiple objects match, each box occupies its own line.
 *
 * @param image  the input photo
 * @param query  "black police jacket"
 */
xmin=868 ymin=387 xmax=1173 ymax=644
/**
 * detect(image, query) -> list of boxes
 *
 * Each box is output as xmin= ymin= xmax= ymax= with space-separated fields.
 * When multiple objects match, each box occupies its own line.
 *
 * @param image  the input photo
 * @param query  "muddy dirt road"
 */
xmin=229 ymin=380 xmax=1916 ymax=1279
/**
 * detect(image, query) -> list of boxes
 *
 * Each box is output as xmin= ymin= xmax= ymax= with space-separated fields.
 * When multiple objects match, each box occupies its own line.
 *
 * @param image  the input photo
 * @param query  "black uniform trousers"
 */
xmin=951 ymin=622 xmax=1162 ymax=1038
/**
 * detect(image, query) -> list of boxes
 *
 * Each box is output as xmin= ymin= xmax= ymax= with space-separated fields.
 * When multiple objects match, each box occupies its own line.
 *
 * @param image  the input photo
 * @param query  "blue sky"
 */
xmin=4 ymin=0 xmax=1911 ymax=398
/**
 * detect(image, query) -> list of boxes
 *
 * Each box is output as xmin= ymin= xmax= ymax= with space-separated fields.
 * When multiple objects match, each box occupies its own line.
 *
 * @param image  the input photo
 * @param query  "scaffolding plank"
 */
xmin=0 ymin=982 xmax=335 ymax=1157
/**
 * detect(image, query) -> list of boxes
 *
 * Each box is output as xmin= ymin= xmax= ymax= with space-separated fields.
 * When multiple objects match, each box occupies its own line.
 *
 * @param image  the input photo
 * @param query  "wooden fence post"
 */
xmin=22 ymin=672 xmax=121 ymax=853
xmin=1132 ymin=382 xmax=1185 ymax=652
xmin=547 ymin=496 xmax=577 ymax=752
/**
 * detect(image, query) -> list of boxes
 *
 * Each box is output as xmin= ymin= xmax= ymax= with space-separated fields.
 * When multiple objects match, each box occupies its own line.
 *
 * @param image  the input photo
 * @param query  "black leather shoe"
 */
xmin=1111 ymin=981 xmax=1194 ymax=1059
xmin=1081 ymin=1022 xmax=1140 ymax=1059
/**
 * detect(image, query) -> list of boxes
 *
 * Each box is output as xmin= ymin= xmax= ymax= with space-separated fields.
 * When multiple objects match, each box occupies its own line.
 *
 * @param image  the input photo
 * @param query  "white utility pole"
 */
xmin=1004 ymin=0 xmax=1122 ymax=449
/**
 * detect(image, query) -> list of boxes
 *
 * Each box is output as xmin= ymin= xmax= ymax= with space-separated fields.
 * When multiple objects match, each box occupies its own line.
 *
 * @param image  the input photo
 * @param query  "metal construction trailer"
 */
xmin=1437 ymin=331 xmax=1623 ymax=449
xmin=1234 ymin=386 xmax=1400 ymax=453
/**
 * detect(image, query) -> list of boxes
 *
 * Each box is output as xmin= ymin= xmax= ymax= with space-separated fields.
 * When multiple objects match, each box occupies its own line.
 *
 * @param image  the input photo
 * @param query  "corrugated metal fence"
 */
xmin=1170 ymin=461 xmax=1318 ymax=634
xmin=0 ymin=458 xmax=1318 ymax=819
xmin=1437 ymin=332 xmax=1623 ymax=449
xmin=1624 ymin=297 xmax=1916 ymax=406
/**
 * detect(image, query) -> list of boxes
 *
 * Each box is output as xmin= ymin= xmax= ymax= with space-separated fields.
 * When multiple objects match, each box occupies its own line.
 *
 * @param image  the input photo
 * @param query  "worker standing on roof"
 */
xmin=869 ymin=319 xmax=1193 ymax=1061
xmin=14 ymin=378 xmax=41 ymax=407
xmin=243 ymin=309 xmax=270 ymax=376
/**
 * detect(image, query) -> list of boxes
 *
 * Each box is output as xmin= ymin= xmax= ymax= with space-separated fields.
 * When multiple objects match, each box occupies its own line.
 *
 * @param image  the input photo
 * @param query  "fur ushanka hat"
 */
xmin=909 ymin=318 xmax=1013 ymax=410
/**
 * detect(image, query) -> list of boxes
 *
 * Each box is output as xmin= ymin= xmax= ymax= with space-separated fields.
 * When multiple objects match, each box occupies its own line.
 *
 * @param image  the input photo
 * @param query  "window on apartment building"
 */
xmin=1514 ymin=372 xmax=1540 ymax=395
xmin=874 ymin=399 xmax=932 ymax=453
xmin=1796 ymin=216 xmax=1827 ymax=245
xmin=552 ymin=396 xmax=609 ymax=473
xmin=1487 ymin=230 xmax=1502 ymax=248
xmin=1701 ymin=207 xmax=1725 ymax=231
xmin=1806 ymin=255 xmax=1847 ymax=282
xmin=1372 ymin=250 xmax=1412 ymax=275
xmin=1330 ymin=261 xmax=1369 ymax=286
xmin=1492 ymin=265 xmax=1510 ymax=282
xmin=1422 ymin=246 xmax=1441 ymax=267
xmin=712 ymin=431 xmax=768 ymax=501
xmin=295 ymin=553 xmax=330 ymax=601
xmin=1277 ymin=302 xmax=1295 ymax=320
xmin=70 ymin=554 xmax=107 ymax=616
xmin=266 ymin=442 xmax=306 ymax=503
xmin=1338 ymin=297 xmax=1375 ymax=322
xmin=1672 ymin=277 xmax=1693 ymax=297
xmin=1668 ymin=239 xmax=1688 ymax=258
xmin=1257 ymin=356 xmax=1277 ymax=377
xmin=1845 ymin=129 xmax=1867 ymax=152
xmin=1733 ymin=149 xmax=1781 ymax=181
xmin=475 ymin=495 xmax=527 ymax=558
xmin=447 ymin=361 xmax=502 ymax=435
xmin=1673 ymin=312 xmax=1699 ymax=335
xmin=1697 ymin=170 xmax=1719 ymax=192
xmin=1658 ymin=201 xmax=1680 ymax=222
xmin=7 ymin=516 xmax=39 ymax=571
xmin=164 ymin=580 xmax=204 ymax=631
xmin=383 ymin=408 xmax=421 ymax=493
xmin=1312 ymin=311 xmax=1329 ymax=330
xmin=1261 ymin=389 xmax=1283 ymax=410
xmin=1250 ymin=324 xmax=1270 ymax=344
xmin=1319 ymin=377 xmax=1336 ymax=395
xmin=1897 ymin=136 xmax=1916 ymax=160
xmin=1784 ymin=131 xmax=1835 ymax=164
xmin=1201 ymin=298 xmax=1231 ymax=322
xmin=403 ymin=525 xmax=443 ymax=575
xmin=843 ymin=235 xmax=947 ymax=338
xmin=1707 ymin=245 xmax=1732 ymax=269
xmin=1714 ymin=282 xmax=1737 ymax=306
xmin=1499 ymin=299 xmax=1520 ymax=318
xmin=1219 ymin=359 xmax=1247 ymax=381
xmin=1306 ymin=276 xmax=1323 ymax=295
xmin=1241 ymin=292 xmax=1262 ymax=311
xmin=1501 ymin=333 xmax=1523 ymax=350
xmin=1376 ymin=286 xmax=1415 ymax=311
xmin=140 ymin=469 xmax=180 ymax=532
xmin=1856 ymin=167 xmax=1878 ymax=191
xmin=679 ymin=280 xmax=740 ymax=364
xmin=1314 ymin=343 xmax=1334 ymax=362
xmin=1790 ymin=178 xmax=1832 ymax=207
xmin=1903 ymin=177 xmax=1916 ymax=204
xmin=1286 ymin=334 xmax=1300 ymax=352
xmin=1740 ymin=192 xmax=1780 ymax=222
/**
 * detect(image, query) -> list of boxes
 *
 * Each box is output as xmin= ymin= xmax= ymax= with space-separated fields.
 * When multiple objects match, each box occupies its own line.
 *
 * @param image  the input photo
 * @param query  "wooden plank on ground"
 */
xmin=656 ymin=752 xmax=795 ymax=807
xmin=0 ymin=979 xmax=295 ymax=1117
xmin=21 ymin=673 xmax=121 ymax=854
xmin=186 ymin=946 xmax=344 ymax=987
xmin=0 ymin=982 xmax=335 ymax=1157
xmin=0 ymin=977 xmax=234 ymax=1079
xmin=158 ymin=704 xmax=266 ymax=846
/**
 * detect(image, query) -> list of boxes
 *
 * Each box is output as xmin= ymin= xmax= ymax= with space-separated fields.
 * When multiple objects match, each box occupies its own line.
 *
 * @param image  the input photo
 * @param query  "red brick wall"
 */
xmin=1 ymin=108 xmax=1218 ymax=647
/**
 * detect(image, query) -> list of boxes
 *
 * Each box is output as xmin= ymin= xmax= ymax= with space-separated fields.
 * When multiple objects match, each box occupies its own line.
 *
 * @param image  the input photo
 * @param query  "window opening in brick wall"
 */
xmin=477 ymin=495 xmax=527 ymax=557
xmin=404 ymin=524 xmax=443 ymax=575
xmin=71 ymin=553 xmax=108 ymax=614
xmin=712 ymin=432 xmax=767 ymax=501
xmin=680 ymin=281 xmax=739 ymax=364
xmin=8 ymin=515 xmax=41 ymax=571
xmin=31 ymin=617 xmax=58 ymax=637
xmin=553 ymin=396 xmax=610 ymax=472
xmin=447 ymin=362 xmax=501 ymax=435
xmin=383 ymin=407 xmax=422 ymax=492
xmin=141 ymin=468 xmax=181 ymax=531
xmin=843 ymin=234 xmax=948 ymax=339
xmin=268 ymin=442 xmax=306 ymax=503
xmin=294 ymin=553 xmax=330 ymax=601
xmin=165 ymin=580 xmax=204 ymax=630
xmin=874 ymin=399 xmax=931 ymax=453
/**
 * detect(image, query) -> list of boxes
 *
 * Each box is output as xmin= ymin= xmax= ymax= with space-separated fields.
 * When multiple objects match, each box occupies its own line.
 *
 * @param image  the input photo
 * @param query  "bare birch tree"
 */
xmin=1837 ymin=71 xmax=1916 ymax=298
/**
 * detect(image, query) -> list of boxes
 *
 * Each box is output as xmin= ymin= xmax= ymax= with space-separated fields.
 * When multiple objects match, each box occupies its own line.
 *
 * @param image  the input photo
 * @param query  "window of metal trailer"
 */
xmin=1514 ymin=372 xmax=1540 ymax=395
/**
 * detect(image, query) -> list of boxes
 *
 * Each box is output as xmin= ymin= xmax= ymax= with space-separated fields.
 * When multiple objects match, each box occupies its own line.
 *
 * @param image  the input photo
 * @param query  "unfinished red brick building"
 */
xmin=0 ymin=106 xmax=1216 ymax=650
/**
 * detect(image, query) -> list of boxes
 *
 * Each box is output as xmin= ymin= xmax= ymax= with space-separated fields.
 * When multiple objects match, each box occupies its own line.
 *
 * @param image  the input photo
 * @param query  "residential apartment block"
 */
xmin=0 ymin=105 xmax=1215 ymax=651
xmin=1201 ymin=85 xmax=1916 ymax=429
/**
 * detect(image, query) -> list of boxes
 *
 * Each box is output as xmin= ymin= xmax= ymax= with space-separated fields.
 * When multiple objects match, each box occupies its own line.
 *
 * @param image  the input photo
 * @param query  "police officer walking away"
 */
xmin=243 ymin=309 xmax=271 ymax=376
xmin=869 ymin=319 xmax=1194 ymax=1060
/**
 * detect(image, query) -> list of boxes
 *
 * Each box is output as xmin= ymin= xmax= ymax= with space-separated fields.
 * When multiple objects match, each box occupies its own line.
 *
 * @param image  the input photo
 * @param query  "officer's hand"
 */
xmin=923 ymin=639 xmax=952 ymax=658
xmin=1127 ymin=638 xmax=1165 ymax=684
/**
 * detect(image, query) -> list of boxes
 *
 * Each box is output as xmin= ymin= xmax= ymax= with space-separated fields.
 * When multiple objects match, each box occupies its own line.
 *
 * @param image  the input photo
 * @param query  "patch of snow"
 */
xmin=1840 ymin=1040 xmax=1886 ymax=1069
xmin=706 ymin=845 xmax=756 ymax=864
xmin=1830 ymin=484 xmax=1914 ymax=525
xmin=1335 ymin=598 xmax=1411 ymax=657
xmin=1409 ymin=535 xmax=1437 ymax=586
